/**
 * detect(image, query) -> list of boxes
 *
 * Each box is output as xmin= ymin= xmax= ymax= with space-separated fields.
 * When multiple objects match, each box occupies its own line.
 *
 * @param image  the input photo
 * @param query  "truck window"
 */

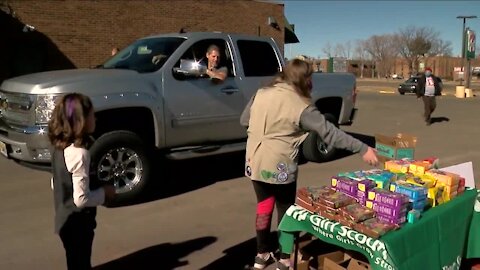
xmin=237 ymin=40 xmax=280 ymax=77
xmin=100 ymin=37 xmax=185 ymax=73
xmin=173 ymin=38 xmax=234 ymax=79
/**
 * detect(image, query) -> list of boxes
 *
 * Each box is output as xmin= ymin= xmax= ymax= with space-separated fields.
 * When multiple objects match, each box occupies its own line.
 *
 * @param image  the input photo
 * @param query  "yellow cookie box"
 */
xmin=425 ymin=170 xmax=460 ymax=186
xmin=405 ymin=174 xmax=436 ymax=188
xmin=385 ymin=160 xmax=411 ymax=173
xmin=409 ymin=161 xmax=432 ymax=176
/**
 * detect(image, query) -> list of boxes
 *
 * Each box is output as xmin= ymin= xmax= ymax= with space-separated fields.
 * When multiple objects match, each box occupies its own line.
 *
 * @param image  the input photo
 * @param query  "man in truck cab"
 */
xmin=204 ymin=44 xmax=227 ymax=82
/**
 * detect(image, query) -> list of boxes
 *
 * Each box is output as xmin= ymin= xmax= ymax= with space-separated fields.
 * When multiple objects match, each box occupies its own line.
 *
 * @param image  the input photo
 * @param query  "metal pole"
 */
xmin=461 ymin=18 xmax=466 ymax=86
xmin=461 ymin=18 xmax=466 ymax=59
xmin=466 ymin=27 xmax=471 ymax=89
xmin=466 ymin=59 xmax=472 ymax=88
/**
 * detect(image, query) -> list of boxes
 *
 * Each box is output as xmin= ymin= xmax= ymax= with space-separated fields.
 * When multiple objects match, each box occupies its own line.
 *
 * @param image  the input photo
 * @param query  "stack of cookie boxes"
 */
xmin=294 ymin=158 xmax=467 ymax=238
xmin=295 ymin=186 xmax=398 ymax=238
xmin=331 ymin=171 xmax=411 ymax=226
xmin=330 ymin=157 xmax=467 ymax=226
xmin=386 ymin=159 xmax=466 ymax=207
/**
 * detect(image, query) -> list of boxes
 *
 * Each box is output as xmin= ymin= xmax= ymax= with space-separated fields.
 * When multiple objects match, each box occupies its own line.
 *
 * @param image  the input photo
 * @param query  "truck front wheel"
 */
xmin=301 ymin=113 xmax=338 ymax=163
xmin=90 ymin=131 xmax=152 ymax=205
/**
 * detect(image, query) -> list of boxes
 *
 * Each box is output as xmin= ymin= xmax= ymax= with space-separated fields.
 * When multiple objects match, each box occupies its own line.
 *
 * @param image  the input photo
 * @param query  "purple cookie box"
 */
xmin=332 ymin=176 xmax=357 ymax=197
xmin=368 ymin=188 xmax=409 ymax=208
xmin=376 ymin=212 xmax=407 ymax=225
xmin=368 ymin=200 xmax=408 ymax=218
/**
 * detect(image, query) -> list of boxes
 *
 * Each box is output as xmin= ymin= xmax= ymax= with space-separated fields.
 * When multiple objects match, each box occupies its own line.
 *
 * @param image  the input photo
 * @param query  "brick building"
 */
xmin=0 ymin=0 xmax=292 ymax=83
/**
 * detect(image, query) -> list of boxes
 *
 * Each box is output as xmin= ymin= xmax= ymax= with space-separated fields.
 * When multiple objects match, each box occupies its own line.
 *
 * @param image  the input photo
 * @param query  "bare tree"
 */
xmin=322 ymin=42 xmax=333 ymax=58
xmin=430 ymin=39 xmax=453 ymax=56
xmin=353 ymin=39 xmax=369 ymax=78
xmin=396 ymin=26 xmax=452 ymax=75
xmin=334 ymin=41 xmax=352 ymax=59
xmin=334 ymin=44 xmax=345 ymax=58
xmin=364 ymin=34 xmax=398 ymax=78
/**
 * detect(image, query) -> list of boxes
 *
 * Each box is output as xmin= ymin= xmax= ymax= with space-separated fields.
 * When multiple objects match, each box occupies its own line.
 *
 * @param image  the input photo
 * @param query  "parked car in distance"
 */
xmin=391 ymin=73 xmax=403 ymax=80
xmin=398 ymin=76 xmax=420 ymax=95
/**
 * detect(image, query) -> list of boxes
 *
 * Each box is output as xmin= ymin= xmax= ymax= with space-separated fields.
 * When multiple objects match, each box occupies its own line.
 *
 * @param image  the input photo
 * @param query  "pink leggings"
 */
xmin=252 ymin=180 xmax=296 ymax=255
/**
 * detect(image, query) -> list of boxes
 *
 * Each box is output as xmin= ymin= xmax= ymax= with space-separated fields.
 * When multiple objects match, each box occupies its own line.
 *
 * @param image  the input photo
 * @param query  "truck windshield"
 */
xmin=100 ymin=37 xmax=185 ymax=73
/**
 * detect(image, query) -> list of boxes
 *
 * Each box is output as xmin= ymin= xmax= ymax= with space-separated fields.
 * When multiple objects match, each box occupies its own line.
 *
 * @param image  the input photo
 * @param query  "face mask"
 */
xmin=425 ymin=71 xmax=432 ymax=77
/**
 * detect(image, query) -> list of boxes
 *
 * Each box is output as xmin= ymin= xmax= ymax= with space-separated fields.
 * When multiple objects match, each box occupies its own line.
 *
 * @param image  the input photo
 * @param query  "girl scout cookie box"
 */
xmin=375 ymin=133 xmax=417 ymax=162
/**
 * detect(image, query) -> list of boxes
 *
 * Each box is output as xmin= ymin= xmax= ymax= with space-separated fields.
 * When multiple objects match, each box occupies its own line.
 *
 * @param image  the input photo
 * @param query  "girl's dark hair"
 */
xmin=48 ymin=93 xmax=94 ymax=149
xmin=269 ymin=58 xmax=313 ymax=98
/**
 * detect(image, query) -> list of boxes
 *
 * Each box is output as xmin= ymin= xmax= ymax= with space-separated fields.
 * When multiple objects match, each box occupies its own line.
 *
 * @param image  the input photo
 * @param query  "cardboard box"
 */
xmin=375 ymin=133 xmax=417 ymax=162
xmin=323 ymin=255 xmax=371 ymax=270
xmin=323 ymin=252 xmax=351 ymax=270
xmin=293 ymin=238 xmax=343 ymax=270
xmin=318 ymin=251 xmax=349 ymax=270
xmin=323 ymin=250 xmax=372 ymax=270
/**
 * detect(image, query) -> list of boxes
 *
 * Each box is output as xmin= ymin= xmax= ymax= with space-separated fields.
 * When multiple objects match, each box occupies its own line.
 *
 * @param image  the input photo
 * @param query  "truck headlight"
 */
xmin=35 ymin=94 xmax=59 ymax=124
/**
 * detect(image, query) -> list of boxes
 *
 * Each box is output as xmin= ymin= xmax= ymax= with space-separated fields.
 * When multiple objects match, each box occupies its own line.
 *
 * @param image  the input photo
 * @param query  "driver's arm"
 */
xmin=206 ymin=66 xmax=227 ymax=81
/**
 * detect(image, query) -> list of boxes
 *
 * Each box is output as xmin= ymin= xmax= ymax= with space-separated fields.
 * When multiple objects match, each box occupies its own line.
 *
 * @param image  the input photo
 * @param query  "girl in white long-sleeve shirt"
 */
xmin=48 ymin=93 xmax=115 ymax=270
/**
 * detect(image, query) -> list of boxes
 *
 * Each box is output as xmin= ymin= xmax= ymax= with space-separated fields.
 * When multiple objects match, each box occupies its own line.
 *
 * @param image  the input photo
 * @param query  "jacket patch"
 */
xmin=276 ymin=172 xmax=288 ymax=182
xmin=246 ymin=166 xmax=252 ymax=176
xmin=261 ymin=170 xmax=275 ymax=180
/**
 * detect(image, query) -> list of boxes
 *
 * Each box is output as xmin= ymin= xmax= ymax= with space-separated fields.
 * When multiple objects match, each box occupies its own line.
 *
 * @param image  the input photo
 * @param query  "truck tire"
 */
xmin=90 ymin=131 xmax=152 ymax=205
xmin=301 ymin=113 xmax=338 ymax=163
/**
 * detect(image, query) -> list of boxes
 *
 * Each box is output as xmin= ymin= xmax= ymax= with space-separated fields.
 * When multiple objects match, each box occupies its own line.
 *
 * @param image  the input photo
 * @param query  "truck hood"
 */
xmin=0 ymin=69 xmax=141 ymax=94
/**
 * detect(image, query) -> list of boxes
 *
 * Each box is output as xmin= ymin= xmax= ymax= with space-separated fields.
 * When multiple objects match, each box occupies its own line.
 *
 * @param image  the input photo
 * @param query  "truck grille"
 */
xmin=0 ymin=89 xmax=35 ymax=125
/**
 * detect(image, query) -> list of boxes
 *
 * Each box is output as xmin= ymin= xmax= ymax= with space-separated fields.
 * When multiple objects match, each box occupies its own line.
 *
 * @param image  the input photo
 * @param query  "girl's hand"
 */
xmin=362 ymin=147 xmax=379 ymax=167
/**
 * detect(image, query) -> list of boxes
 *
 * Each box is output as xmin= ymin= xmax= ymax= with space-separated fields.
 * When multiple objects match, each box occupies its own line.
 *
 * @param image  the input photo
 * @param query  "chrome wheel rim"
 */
xmin=316 ymin=137 xmax=330 ymax=155
xmin=97 ymin=147 xmax=143 ymax=194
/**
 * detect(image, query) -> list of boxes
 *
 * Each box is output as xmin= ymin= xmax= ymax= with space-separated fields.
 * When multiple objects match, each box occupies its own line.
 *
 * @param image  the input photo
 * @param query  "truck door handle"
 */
xmin=220 ymin=87 xmax=239 ymax=94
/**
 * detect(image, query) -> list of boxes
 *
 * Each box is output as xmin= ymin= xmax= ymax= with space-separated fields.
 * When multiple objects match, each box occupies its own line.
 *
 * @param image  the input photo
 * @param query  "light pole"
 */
xmin=456 ymin=15 xmax=477 ymax=86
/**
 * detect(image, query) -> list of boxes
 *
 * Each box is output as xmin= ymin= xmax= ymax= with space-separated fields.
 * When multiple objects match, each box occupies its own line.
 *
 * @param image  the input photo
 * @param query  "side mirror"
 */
xmin=173 ymin=59 xmax=207 ymax=78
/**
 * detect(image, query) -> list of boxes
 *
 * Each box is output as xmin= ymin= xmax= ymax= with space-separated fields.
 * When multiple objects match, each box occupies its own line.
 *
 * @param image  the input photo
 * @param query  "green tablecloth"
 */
xmin=278 ymin=189 xmax=479 ymax=270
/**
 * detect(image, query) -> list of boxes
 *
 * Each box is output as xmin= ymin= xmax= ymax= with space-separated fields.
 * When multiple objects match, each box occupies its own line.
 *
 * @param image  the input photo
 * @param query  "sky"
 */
xmin=283 ymin=1 xmax=480 ymax=59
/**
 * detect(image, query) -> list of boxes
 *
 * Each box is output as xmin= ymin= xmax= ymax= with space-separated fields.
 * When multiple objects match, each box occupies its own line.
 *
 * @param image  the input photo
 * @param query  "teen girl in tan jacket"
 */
xmin=241 ymin=59 xmax=378 ymax=270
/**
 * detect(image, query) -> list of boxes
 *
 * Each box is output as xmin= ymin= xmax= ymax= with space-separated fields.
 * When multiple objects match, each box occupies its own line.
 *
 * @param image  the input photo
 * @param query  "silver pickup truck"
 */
xmin=0 ymin=32 xmax=357 ymax=204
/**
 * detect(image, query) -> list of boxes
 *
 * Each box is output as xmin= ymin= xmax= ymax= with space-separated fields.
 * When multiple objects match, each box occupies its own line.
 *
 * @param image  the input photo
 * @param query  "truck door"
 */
xmin=228 ymin=37 xmax=283 ymax=110
xmin=162 ymin=38 xmax=245 ymax=146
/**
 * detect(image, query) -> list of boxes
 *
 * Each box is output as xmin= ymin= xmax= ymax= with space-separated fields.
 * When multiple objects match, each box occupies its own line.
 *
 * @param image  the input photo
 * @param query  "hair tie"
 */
xmin=65 ymin=97 xmax=75 ymax=121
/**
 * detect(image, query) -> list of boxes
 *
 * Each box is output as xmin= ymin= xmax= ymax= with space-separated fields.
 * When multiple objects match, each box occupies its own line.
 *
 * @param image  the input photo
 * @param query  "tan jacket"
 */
xmin=244 ymin=83 xmax=310 ymax=184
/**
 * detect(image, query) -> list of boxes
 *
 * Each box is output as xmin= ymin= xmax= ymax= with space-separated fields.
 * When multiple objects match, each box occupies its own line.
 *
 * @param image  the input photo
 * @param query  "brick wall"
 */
xmin=0 ymin=0 xmax=284 ymax=82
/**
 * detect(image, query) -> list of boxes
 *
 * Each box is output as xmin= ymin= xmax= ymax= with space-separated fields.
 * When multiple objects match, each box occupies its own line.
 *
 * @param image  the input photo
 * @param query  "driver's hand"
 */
xmin=152 ymin=54 xmax=166 ymax=65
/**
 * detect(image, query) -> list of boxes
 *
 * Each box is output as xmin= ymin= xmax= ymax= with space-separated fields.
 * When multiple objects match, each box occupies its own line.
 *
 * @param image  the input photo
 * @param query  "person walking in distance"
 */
xmin=416 ymin=67 xmax=443 ymax=126
xmin=48 ymin=93 xmax=116 ymax=270
xmin=240 ymin=59 xmax=378 ymax=270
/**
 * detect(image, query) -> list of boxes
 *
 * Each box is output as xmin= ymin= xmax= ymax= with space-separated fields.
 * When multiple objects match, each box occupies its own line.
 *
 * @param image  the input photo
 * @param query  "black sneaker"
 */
xmin=246 ymin=253 xmax=276 ymax=270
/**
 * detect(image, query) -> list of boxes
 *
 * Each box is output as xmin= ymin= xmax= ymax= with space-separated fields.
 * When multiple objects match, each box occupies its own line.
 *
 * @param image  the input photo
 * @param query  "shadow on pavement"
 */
xmin=117 ymin=151 xmax=247 ymax=206
xmin=199 ymin=236 xmax=258 ymax=270
xmin=347 ymin=132 xmax=376 ymax=147
xmin=330 ymin=132 xmax=376 ymax=161
xmin=431 ymin=116 xmax=450 ymax=124
xmin=93 ymin=236 xmax=216 ymax=270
